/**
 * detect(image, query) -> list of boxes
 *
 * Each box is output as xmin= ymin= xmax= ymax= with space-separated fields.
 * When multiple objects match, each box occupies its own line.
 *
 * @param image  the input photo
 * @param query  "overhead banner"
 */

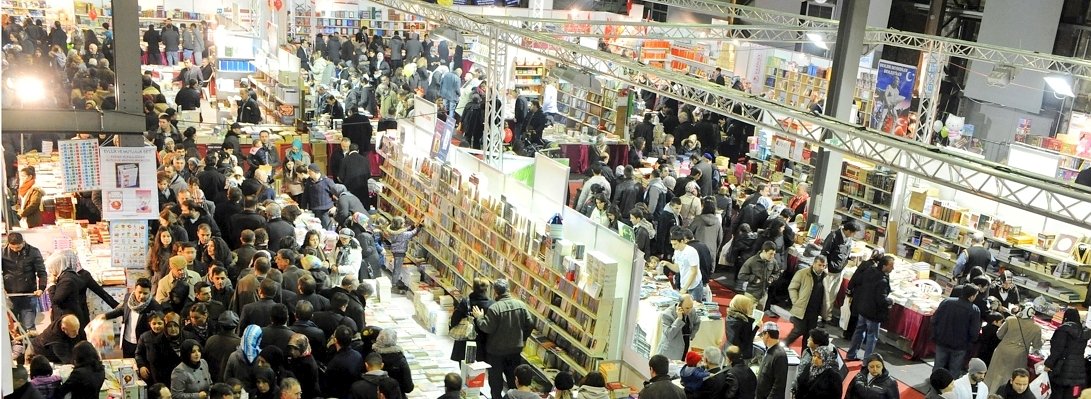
xmin=99 ymin=147 xmax=158 ymax=220
xmin=872 ymin=60 xmax=918 ymax=137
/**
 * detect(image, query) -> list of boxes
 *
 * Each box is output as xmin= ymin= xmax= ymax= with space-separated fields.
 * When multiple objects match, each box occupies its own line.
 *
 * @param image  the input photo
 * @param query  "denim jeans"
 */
xmin=10 ymin=296 xmax=37 ymax=331
xmin=934 ymin=345 xmax=967 ymax=376
xmin=165 ymin=51 xmax=179 ymax=66
xmin=847 ymin=316 xmax=881 ymax=360
xmin=689 ymin=285 xmax=706 ymax=303
xmin=392 ymin=254 xmax=407 ymax=288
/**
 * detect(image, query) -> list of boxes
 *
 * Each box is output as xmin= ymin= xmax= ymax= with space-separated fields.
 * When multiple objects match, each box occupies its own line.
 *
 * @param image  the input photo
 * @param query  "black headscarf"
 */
xmin=258 ymin=346 xmax=288 ymax=382
xmin=180 ymin=339 xmax=202 ymax=368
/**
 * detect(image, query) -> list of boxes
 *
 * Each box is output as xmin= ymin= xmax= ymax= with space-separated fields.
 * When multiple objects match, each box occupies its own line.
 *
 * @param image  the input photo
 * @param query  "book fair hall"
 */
xmin=6 ymin=0 xmax=1091 ymax=398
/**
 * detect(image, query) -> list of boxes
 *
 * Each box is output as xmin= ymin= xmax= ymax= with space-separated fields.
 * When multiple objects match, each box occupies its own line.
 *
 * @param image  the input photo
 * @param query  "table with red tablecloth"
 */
xmin=557 ymin=143 xmax=630 ymax=174
xmin=834 ymin=276 xmax=935 ymax=359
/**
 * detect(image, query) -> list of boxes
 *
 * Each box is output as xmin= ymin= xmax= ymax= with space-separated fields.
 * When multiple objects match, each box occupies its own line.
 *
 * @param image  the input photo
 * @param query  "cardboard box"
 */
xmin=907 ymin=187 xmax=938 ymax=213
xmin=462 ymin=360 xmax=492 ymax=397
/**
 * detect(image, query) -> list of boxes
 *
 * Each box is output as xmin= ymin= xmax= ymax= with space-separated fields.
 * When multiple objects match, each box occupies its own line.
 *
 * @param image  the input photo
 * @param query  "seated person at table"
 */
xmin=31 ymin=314 xmax=85 ymax=364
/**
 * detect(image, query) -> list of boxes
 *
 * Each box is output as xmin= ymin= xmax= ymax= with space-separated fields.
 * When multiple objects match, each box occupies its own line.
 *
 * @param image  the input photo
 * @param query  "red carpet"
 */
xmin=707 ymin=279 xmax=925 ymax=399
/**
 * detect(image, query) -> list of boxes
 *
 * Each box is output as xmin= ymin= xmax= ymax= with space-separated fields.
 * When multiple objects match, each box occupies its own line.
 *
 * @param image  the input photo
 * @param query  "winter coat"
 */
xmin=639 ymin=375 xmax=686 ymax=399
xmin=265 ymin=219 xmax=295 ymax=252
xmin=440 ymin=71 xmax=461 ymax=102
xmin=788 ymin=268 xmax=825 ymax=319
xmin=355 ymin=231 xmax=384 ymax=281
xmin=735 ymin=202 xmax=769 ymax=233
xmin=656 ymin=309 xmax=701 ymax=360
xmin=388 ymin=36 xmax=404 ymax=60
xmin=349 ymin=372 xmax=402 ymax=399
xmin=984 ymin=317 xmax=1042 ymax=394
xmin=794 ymin=367 xmax=842 ymax=399
xmin=724 ymin=310 xmax=758 ymax=359
xmin=821 ymin=230 xmax=852 ymax=273
xmin=729 ymin=232 xmax=758 ymax=267
xmin=996 ymin=382 xmax=1035 ymax=399
xmin=404 ymin=34 xmax=423 ymax=60
xmin=378 ymin=349 xmax=414 ymax=398
xmin=450 ymin=292 xmax=493 ymax=362
xmin=845 ymin=368 xmax=899 ymax=399
xmin=614 ymin=178 xmax=645 ymax=219
xmin=930 ymin=298 xmax=982 ymax=350
xmin=54 ymin=364 xmax=105 ymax=399
xmin=161 ymin=26 xmax=180 ymax=51
xmin=575 ymin=386 xmax=611 ymax=399
xmin=475 ymin=294 xmax=535 ymax=356
xmin=695 ymin=366 xmax=735 ymax=399
xmin=3 ymin=244 xmax=47 ymax=293
xmin=288 ymin=355 xmax=321 ymax=399
xmin=1044 ymin=321 xmax=1091 ymax=385
xmin=757 ymin=343 xmax=788 ymax=399
xmin=690 ymin=213 xmax=723 ymax=255
xmin=204 ymin=332 xmax=241 ymax=382
xmin=729 ymin=362 xmax=758 ymax=399
xmin=171 ymin=360 xmax=212 ymax=399
xmin=301 ymin=176 xmax=336 ymax=211
xmin=325 ymin=347 xmax=363 ymax=398
xmin=103 ymin=293 xmax=162 ymax=344
xmin=32 ymin=318 xmax=85 ymax=364
xmin=334 ymin=189 xmax=367 ymax=226
xmin=739 ymin=254 xmax=779 ymax=299
xmin=848 ymin=264 xmax=892 ymax=323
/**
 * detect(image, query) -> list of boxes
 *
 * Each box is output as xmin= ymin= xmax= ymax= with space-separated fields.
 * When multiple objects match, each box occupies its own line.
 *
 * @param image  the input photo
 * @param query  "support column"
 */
xmin=483 ymin=27 xmax=508 ymax=166
xmin=808 ymin=0 xmax=868 ymax=235
xmin=916 ymin=0 xmax=948 ymax=143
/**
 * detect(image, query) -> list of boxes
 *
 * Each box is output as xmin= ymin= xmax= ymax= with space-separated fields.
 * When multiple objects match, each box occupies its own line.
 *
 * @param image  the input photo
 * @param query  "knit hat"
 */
xmin=169 ymin=255 xmax=187 ymax=270
xmin=684 ymin=351 xmax=703 ymax=367
xmin=553 ymin=371 xmax=575 ymax=390
xmin=761 ymin=321 xmax=779 ymax=333
xmin=703 ymin=346 xmax=724 ymax=368
xmin=308 ymin=163 xmax=322 ymax=173
xmin=352 ymin=212 xmax=370 ymax=226
xmin=929 ymin=368 xmax=955 ymax=392
xmin=968 ymin=358 xmax=987 ymax=374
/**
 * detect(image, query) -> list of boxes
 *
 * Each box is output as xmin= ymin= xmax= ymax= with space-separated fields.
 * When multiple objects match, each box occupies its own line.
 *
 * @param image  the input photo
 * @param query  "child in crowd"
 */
xmin=29 ymin=355 xmax=61 ymax=399
xmin=680 ymin=350 xmax=710 ymax=394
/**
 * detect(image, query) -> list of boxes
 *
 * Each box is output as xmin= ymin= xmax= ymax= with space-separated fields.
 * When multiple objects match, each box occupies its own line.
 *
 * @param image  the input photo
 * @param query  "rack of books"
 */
xmin=316 ymin=10 xmax=362 ymax=36
xmin=853 ymin=70 xmax=877 ymax=127
xmin=377 ymin=140 xmax=622 ymax=380
xmin=900 ymin=187 xmax=1091 ymax=303
xmin=555 ymin=79 xmax=626 ymax=137
xmin=249 ymin=47 xmax=302 ymax=125
xmin=667 ymin=42 xmax=716 ymax=79
xmin=640 ymin=40 xmax=669 ymax=68
xmin=763 ymin=57 xmax=831 ymax=109
xmin=1012 ymin=134 xmax=1091 ymax=182
xmin=747 ymin=130 xmax=816 ymax=202
xmin=513 ymin=62 xmax=545 ymax=98
xmin=290 ymin=0 xmax=315 ymax=43
xmin=834 ymin=160 xmax=895 ymax=249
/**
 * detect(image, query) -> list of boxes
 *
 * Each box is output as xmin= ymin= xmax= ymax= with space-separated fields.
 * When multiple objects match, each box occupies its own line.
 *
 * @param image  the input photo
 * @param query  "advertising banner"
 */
xmin=872 ymin=60 xmax=918 ymax=136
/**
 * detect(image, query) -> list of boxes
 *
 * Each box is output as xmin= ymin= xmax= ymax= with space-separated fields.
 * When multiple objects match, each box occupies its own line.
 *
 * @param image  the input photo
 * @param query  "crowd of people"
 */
xmin=2 ymin=17 xmax=119 ymax=109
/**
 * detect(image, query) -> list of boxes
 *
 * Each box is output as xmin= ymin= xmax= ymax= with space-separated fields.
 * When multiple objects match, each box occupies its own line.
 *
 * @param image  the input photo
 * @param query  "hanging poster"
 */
xmin=57 ymin=139 xmax=101 ymax=192
xmin=871 ymin=60 xmax=918 ymax=136
xmin=110 ymin=221 xmax=149 ymax=269
xmin=430 ymin=116 xmax=456 ymax=161
xmin=99 ymin=147 xmax=158 ymax=220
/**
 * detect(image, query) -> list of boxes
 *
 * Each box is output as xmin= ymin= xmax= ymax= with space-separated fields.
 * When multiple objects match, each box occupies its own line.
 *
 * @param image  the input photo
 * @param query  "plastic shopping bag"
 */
xmin=1030 ymin=370 xmax=1051 ymax=399
xmin=84 ymin=318 xmax=116 ymax=350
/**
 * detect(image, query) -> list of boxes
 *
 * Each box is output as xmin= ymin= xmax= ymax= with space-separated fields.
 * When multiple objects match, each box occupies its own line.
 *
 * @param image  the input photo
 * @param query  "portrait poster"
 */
xmin=871 ymin=60 xmax=918 ymax=136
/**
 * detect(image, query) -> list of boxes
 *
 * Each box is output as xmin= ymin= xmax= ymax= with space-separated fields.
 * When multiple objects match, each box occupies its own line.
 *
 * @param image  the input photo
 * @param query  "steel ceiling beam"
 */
xmin=373 ymin=0 xmax=1091 ymax=231
xmin=488 ymin=16 xmax=836 ymax=43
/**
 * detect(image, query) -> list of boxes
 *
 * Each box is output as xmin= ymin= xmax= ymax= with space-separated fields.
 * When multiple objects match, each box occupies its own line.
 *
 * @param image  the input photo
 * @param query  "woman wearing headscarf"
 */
xmin=224 ymin=325 xmax=263 ymax=394
xmin=48 ymin=249 xmax=120 ymax=326
xmin=793 ymin=346 xmax=843 ymax=399
xmin=251 ymin=367 xmax=279 ymax=399
xmin=284 ymin=138 xmax=311 ymax=167
xmin=256 ymin=346 xmax=292 ymax=386
xmin=287 ymin=334 xmax=320 ymax=399
xmin=984 ymin=304 xmax=1042 ymax=393
xmin=171 ymin=339 xmax=212 ymax=399
xmin=373 ymin=329 xmax=414 ymax=399
xmin=1044 ymin=308 xmax=1091 ymax=399
xmin=146 ymin=312 xmax=195 ymax=385
xmin=845 ymin=354 xmax=899 ymax=399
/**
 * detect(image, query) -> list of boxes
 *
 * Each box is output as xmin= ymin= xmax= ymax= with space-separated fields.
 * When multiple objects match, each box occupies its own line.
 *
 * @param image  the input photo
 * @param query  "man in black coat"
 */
xmin=264 ymin=203 xmax=295 ymax=252
xmin=820 ymin=221 xmax=860 ymax=321
xmin=634 ymin=113 xmax=655 ymax=152
xmin=237 ymin=90 xmax=262 ymax=124
xmin=260 ymin=303 xmax=294 ymax=350
xmin=31 ymin=314 xmax=84 ymax=364
xmin=312 ymin=292 xmax=358 ymax=338
xmin=846 ymin=255 xmax=893 ymax=361
xmin=297 ymin=274 xmax=329 ymax=312
xmin=333 ymin=184 xmax=367 ymax=227
xmin=324 ymin=326 xmax=363 ymax=398
xmin=3 ymin=232 xmax=47 ymax=331
xmin=726 ymin=346 xmax=757 ymax=399
xmin=350 ymin=352 xmax=403 ymax=399
xmin=320 ymin=276 xmax=366 ymax=329
xmin=229 ymin=199 xmax=266 ymax=247
xmin=639 ymin=355 xmax=686 ymax=398
xmin=239 ymin=279 xmax=280 ymax=331
xmin=342 ymin=110 xmax=373 ymax=150
xmin=931 ymin=284 xmax=982 ymax=376
xmin=196 ymin=153 xmax=227 ymax=203
xmin=290 ymin=300 xmax=328 ymax=362
xmin=338 ymin=144 xmax=372 ymax=203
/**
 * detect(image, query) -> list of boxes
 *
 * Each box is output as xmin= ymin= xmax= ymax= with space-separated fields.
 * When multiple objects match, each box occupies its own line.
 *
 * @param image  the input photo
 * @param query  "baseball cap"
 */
xmin=308 ymin=163 xmax=322 ymax=173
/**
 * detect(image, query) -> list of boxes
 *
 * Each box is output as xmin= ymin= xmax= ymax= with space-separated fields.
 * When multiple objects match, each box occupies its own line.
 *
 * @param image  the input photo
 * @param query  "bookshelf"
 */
xmin=853 ymin=70 xmax=877 ymax=127
xmin=763 ymin=57 xmax=831 ymax=109
xmin=667 ymin=43 xmax=716 ymax=80
xmin=291 ymin=0 xmax=315 ymax=43
xmin=1013 ymin=135 xmax=1091 ymax=182
xmin=747 ymin=130 xmax=816 ymax=202
xmin=377 ymin=140 xmax=623 ymax=380
xmin=834 ymin=160 xmax=895 ymax=249
xmin=900 ymin=191 xmax=1091 ymax=303
xmin=513 ymin=62 xmax=545 ymax=98
xmin=316 ymin=10 xmax=363 ymax=37
xmin=555 ymin=79 xmax=626 ymax=137
xmin=640 ymin=40 xmax=669 ymax=68
xmin=248 ymin=47 xmax=302 ymax=125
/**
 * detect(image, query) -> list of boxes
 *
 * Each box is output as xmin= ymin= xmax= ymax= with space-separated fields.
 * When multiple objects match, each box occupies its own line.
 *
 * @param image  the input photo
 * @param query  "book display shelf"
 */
xmin=377 ymin=140 xmax=625 ymax=380
xmin=763 ymin=57 xmax=831 ymax=109
xmin=513 ymin=62 xmax=546 ymax=98
xmin=640 ymin=40 xmax=669 ymax=68
xmin=835 ymin=160 xmax=895 ymax=249
xmin=901 ymin=186 xmax=1091 ymax=303
xmin=555 ymin=79 xmax=625 ymax=137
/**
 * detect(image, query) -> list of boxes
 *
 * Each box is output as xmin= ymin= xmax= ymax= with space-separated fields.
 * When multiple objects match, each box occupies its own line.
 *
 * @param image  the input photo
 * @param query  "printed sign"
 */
xmin=872 ymin=60 xmax=918 ymax=137
xmin=99 ymin=147 xmax=159 ymax=220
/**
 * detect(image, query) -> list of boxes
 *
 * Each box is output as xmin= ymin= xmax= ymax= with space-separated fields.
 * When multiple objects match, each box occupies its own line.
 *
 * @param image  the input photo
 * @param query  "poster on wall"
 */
xmin=110 ymin=221 xmax=149 ymax=269
xmin=99 ymin=147 xmax=158 ymax=220
xmin=871 ymin=60 xmax=918 ymax=137
xmin=57 ymin=139 xmax=101 ymax=193
xmin=430 ymin=116 xmax=456 ymax=161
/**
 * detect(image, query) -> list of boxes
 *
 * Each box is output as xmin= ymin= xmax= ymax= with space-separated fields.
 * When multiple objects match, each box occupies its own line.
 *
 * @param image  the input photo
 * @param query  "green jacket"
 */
xmin=475 ymin=295 xmax=535 ymax=355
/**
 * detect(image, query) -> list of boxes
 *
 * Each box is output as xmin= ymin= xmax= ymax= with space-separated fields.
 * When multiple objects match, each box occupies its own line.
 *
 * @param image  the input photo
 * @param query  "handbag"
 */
xmin=449 ymin=316 xmax=477 ymax=341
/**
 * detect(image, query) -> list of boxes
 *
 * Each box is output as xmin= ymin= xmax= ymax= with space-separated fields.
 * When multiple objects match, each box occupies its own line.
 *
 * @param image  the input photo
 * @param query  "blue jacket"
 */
xmin=440 ymin=72 xmax=461 ymax=102
xmin=301 ymin=176 xmax=336 ymax=211
xmin=931 ymin=297 xmax=981 ymax=349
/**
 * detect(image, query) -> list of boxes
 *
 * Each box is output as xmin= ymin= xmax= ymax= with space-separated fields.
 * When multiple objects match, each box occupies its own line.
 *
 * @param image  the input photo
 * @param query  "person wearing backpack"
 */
xmin=350 ymin=352 xmax=402 ymax=399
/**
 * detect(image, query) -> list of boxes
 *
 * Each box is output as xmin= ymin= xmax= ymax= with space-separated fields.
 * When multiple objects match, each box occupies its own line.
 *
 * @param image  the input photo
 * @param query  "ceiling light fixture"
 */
xmin=806 ymin=33 xmax=828 ymax=50
xmin=1044 ymin=75 xmax=1076 ymax=98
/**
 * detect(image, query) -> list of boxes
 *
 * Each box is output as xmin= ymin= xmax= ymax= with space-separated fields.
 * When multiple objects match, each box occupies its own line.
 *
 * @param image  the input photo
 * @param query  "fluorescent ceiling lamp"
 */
xmin=807 ymin=33 xmax=829 ymax=50
xmin=1044 ymin=76 xmax=1076 ymax=97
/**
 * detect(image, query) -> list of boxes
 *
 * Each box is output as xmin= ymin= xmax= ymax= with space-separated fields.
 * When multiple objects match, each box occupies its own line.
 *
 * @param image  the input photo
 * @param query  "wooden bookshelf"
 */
xmin=835 ymin=160 xmax=894 ymax=249
xmin=763 ymin=57 xmax=831 ymax=109
xmin=640 ymin=40 xmax=669 ymax=68
xmin=853 ymin=70 xmax=877 ymax=127
xmin=901 ymin=198 xmax=1090 ymax=303
xmin=555 ymin=79 xmax=626 ymax=137
xmin=667 ymin=43 xmax=716 ymax=80
xmin=377 ymin=140 xmax=621 ymax=380
xmin=513 ymin=63 xmax=545 ymax=98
